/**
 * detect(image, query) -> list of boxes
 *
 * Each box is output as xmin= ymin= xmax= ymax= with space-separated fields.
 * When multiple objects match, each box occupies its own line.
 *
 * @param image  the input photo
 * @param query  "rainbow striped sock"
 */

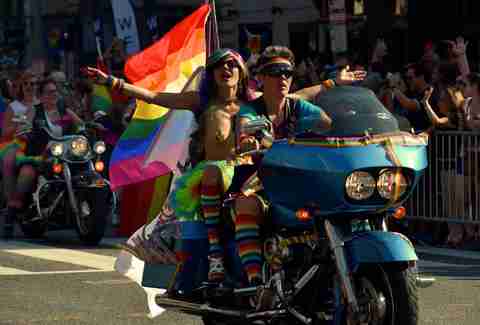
xmin=201 ymin=184 xmax=223 ymax=257
xmin=235 ymin=213 xmax=262 ymax=283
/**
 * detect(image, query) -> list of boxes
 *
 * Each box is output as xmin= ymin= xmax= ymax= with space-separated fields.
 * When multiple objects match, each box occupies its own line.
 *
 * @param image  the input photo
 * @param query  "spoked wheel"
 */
xmin=345 ymin=265 xmax=418 ymax=325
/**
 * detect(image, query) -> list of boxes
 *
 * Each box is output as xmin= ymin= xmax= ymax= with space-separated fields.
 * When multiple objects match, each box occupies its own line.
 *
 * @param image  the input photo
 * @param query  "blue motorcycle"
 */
xmin=151 ymin=86 xmax=428 ymax=325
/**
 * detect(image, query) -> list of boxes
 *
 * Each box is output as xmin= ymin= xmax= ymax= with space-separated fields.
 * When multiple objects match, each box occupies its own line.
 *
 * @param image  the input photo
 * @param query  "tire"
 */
xmin=343 ymin=265 xmax=418 ymax=325
xmin=75 ymin=188 xmax=109 ymax=245
xmin=387 ymin=268 xmax=418 ymax=325
xmin=20 ymin=220 xmax=47 ymax=238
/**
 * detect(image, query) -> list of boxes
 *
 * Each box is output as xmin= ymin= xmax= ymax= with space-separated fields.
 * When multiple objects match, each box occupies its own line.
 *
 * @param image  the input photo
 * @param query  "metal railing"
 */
xmin=406 ymin=130 xmax=480 ymax=224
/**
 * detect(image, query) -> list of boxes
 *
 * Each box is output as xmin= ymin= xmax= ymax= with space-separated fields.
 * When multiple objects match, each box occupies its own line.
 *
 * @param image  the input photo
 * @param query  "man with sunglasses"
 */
xmin=232 ymin=46 xmax=333 ymax=303
xmin=389 ymin=62 xmax=431 ymax=132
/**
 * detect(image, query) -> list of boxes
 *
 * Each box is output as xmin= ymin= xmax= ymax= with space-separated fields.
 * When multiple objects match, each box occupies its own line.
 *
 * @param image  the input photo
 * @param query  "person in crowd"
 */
xmin=1 ymin=70 xmax=38 ymax=206
xmin=2 ymin=78 xmax=83 ymax=239
xmin=455 ymin=73 xmax=480 ymax=247
xmin=422 ymin=84 xmax=470 ymax=247
xmin=103 ymin=37 xmax=128 ymax=78
xmin=388 ymin=62 xmax=432 ymax=132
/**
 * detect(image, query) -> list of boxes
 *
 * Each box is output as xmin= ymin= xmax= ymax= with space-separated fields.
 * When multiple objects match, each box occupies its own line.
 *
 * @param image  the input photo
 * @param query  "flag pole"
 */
xmin=205 ymin=0 xmax=221 ymax=56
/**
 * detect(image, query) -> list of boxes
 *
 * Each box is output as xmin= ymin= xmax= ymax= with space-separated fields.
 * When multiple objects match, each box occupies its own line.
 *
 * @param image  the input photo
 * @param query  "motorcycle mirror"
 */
xmin=239 ymin=117 xmax=272 ymax=136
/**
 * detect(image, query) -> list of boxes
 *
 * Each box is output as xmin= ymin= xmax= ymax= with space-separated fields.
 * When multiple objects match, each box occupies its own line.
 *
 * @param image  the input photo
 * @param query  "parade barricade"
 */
xmin=406 ymin=130 xmax=480 ymax=224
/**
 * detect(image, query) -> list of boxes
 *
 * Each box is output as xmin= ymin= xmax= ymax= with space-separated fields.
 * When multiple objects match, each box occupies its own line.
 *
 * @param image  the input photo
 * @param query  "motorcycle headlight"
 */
xmin=345 ymin=171 xmax=376 ymax=200
xmin=93 ymin=141 xmax=106 ymax=155
xmin=50 ymin=142 xmax=64 ymax=157
xmin=70 ymin=137 xmax=89 ymax=157
xmin=377 ymin=169 xmax=409 ymax=200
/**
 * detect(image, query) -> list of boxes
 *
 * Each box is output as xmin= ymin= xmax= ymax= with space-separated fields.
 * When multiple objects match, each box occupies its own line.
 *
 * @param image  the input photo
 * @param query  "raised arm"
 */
xmin=86 ymin=67 xmax=201 ymax=110
xmin=447 ymin=37 xmax=470 ymax=80
xmin=421 ymin=87 xmax=451 ymax=128
xmin=292 ymin=67 xmax=367 ymax=102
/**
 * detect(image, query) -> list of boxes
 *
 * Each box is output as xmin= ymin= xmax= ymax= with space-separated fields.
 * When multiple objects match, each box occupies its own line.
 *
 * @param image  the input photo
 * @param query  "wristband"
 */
xmin=106 ymin=75 xmax=114 ymax=88
xmin=322 ymin=79 xmax=335 ymax=89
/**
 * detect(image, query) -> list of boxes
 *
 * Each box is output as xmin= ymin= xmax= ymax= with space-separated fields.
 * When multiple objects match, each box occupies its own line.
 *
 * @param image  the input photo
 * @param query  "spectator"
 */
xmin=390 ymin=62 xmax=432 ymax=132
xmin=423 ymin=86 xmax=468 ymax=247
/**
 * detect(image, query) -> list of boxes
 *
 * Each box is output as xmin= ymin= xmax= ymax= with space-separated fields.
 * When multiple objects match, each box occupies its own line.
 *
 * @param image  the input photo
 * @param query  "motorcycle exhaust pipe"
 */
xmin=155 ymin=296 xmax=244 ymax=318
xmin=416 ymin=275 xmax=436 ymax=288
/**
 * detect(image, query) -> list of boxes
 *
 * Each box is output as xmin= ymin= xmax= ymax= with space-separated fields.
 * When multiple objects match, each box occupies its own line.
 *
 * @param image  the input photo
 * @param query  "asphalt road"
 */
xmin=0 ymin=232 xmax=479 ymax=325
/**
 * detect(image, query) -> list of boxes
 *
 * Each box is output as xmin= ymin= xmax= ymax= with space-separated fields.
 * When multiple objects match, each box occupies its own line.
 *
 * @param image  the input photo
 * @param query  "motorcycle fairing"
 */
xmin=344 ymin=231 xmax=417 ymax=271
xmin=259 ymin=136 xmax=427 ymax=217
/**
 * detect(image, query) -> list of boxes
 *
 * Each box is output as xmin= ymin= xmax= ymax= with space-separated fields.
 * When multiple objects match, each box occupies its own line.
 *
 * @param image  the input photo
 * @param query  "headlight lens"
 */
xmin=377 ymin=169 xmax=409 ymax=200
xmin=345 ymin=171 xmax=376 ymax=200
xmin=93 ymin=141 xmax=107 ymax=154
xmin=50 ymin=142 xmax=64 ymax=157
xmin=70 ymin=137 xmax=89 ymax=157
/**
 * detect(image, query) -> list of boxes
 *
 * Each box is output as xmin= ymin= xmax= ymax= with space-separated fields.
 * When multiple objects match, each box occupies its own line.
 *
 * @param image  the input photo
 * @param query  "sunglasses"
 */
xmin=214 ymin=59 xmax=239 ymax=71
xmin=23 ymin=81 xmax=36 ymax=87
xmin=263 ymin=66 xmax=294 ymax=79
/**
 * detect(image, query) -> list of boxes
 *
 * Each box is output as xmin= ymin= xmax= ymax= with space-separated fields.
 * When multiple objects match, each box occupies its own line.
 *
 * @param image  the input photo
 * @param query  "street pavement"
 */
xmin=0 ymin=232 xmax=479 ymax=325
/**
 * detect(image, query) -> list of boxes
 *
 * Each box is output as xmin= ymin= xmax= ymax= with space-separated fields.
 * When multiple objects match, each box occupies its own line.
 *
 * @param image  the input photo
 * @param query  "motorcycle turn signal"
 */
xmin=52 ymin=163 xmax=63 ymax=174
xmin=95 ymin=161 xmax=105 ymax=172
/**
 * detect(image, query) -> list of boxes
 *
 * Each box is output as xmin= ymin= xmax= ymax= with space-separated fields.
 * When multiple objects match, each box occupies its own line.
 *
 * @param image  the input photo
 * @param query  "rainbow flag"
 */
xmin=91 ymin=84 xmax=112 ymax=113
xmin=109 ymin=4 xmax=211 ymax=190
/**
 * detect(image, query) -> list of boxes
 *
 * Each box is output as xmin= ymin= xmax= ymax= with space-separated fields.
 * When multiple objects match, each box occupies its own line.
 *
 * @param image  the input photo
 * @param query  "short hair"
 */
xmin=36 ymin=78 xmax=57 ymax=97
xmin=406 ymin=62 xmax=432 ymax=83
xmin=256 ymin=46 xmax=295 ymax=69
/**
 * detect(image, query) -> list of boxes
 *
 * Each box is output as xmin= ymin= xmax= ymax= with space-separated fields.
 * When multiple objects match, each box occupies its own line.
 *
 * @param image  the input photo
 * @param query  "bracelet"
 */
xmin=117 ymin=78 xmax=125 ymax=91
xmin=112 ymin=77 xmax=119 ymax=90
xmin=106 ymin=75 xmax=114 ymax=88
xmin=322 ymin=79 xmax=335 ymax=89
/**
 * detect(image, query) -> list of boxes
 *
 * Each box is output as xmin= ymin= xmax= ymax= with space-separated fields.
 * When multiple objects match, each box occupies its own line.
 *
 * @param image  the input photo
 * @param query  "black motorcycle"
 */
xmin=14 ymin=104 xmax=117 ymax=245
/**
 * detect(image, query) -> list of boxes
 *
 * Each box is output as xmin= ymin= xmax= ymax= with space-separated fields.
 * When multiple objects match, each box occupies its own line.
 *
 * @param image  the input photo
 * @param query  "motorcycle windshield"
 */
xmin=299 ymin=86 xmax=400 ymax=137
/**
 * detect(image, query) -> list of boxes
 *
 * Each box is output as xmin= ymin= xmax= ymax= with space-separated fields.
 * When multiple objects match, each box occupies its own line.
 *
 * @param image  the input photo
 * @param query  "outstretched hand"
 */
xmin=336 ymin=66 xmax=367 ymax=86
xmin=445 ymin=36 xmax=469 ymax=57
xmin=421 ymin=87 xmax=434 ymax=106
xmin=85 ymin=67 xmax=109 ymax=85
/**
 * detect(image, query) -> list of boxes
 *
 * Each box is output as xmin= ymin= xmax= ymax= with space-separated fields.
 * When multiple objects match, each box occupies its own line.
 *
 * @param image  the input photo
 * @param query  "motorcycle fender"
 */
xmin=344 ymin=231 xmax=417 ymax=271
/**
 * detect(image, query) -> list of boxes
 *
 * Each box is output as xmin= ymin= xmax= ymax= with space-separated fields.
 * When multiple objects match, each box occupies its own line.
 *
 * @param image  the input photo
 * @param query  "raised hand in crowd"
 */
xmin=444 ymin=36 xmax=470 ymax=79
xmin=336 ymin=65 xmax=367 ymax=85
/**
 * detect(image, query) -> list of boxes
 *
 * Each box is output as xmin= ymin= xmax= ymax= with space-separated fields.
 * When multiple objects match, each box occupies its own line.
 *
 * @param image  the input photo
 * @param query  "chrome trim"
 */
xmin=324 ymin=220 xmax=360 ymax=315
xmin=294 ymin=265 xmax=319 ymax=296
xmin=33 ymin=179 xmax=65 ymax=219
xmin=63 ymin=164 xmax=80 ymax=221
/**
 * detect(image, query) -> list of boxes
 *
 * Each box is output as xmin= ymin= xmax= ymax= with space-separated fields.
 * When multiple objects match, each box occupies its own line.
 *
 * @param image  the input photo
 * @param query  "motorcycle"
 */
xmin=137 ymin=86 xmax=428 ymax=324
xmin=13 ymin=104 xmax=117 ymax=245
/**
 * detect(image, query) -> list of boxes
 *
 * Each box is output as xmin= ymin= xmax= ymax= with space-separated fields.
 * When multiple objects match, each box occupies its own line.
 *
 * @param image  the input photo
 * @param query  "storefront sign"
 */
xmin=110 ymin=0 xmax=141 ymax=55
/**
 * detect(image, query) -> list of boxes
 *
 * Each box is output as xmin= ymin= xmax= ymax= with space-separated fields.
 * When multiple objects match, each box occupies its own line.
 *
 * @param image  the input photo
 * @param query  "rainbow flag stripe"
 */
xmin=109 ymin=4 xmax=211 ymax=190
xmin=91 ymin=84 xmax=112 ymax=112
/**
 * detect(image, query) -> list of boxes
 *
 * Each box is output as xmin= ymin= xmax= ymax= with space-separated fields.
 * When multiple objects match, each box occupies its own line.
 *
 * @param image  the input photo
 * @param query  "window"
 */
xmin=354 ymin=0 xmax=364 ymax=16
xmin=395 ymin=0 xmax=407 ymax=16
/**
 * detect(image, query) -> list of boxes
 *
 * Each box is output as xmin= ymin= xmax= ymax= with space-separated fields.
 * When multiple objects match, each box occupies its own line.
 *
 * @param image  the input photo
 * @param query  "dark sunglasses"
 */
xmin=263 ymin=67 xmax=294 ymax=79
xmin=23 ymin=81 xmax=36 ymax=87
xmin=214 ymin=59 xmax=239 ymax=71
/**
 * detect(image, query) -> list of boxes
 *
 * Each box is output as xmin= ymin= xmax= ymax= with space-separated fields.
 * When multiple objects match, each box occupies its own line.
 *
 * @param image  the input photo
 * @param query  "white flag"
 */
xmin=110 ymin=0 xmax=141 ymax=55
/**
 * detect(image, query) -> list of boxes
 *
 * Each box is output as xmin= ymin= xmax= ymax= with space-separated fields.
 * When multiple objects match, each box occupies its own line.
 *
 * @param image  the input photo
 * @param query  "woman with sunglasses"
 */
xmin=87 ymin=49 xmax=257 ymax=283
xmin=231 ymin=46 xmax=333 ymax=294
xmin=2 ymin=78 xmax=83 ymax=239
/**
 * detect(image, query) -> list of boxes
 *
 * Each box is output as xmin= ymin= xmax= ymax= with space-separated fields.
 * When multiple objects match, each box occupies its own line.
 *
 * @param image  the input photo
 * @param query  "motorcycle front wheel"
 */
xmin=75 ymin=187 xmax=109 ymax=246
xmin=344 ymin=265 xmax=418 ymax=325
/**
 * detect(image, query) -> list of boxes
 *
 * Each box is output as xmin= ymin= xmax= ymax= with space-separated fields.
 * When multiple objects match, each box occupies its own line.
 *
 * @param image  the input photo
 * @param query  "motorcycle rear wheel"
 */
xmin=75 ymin=188 xmax=109 ymax=246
